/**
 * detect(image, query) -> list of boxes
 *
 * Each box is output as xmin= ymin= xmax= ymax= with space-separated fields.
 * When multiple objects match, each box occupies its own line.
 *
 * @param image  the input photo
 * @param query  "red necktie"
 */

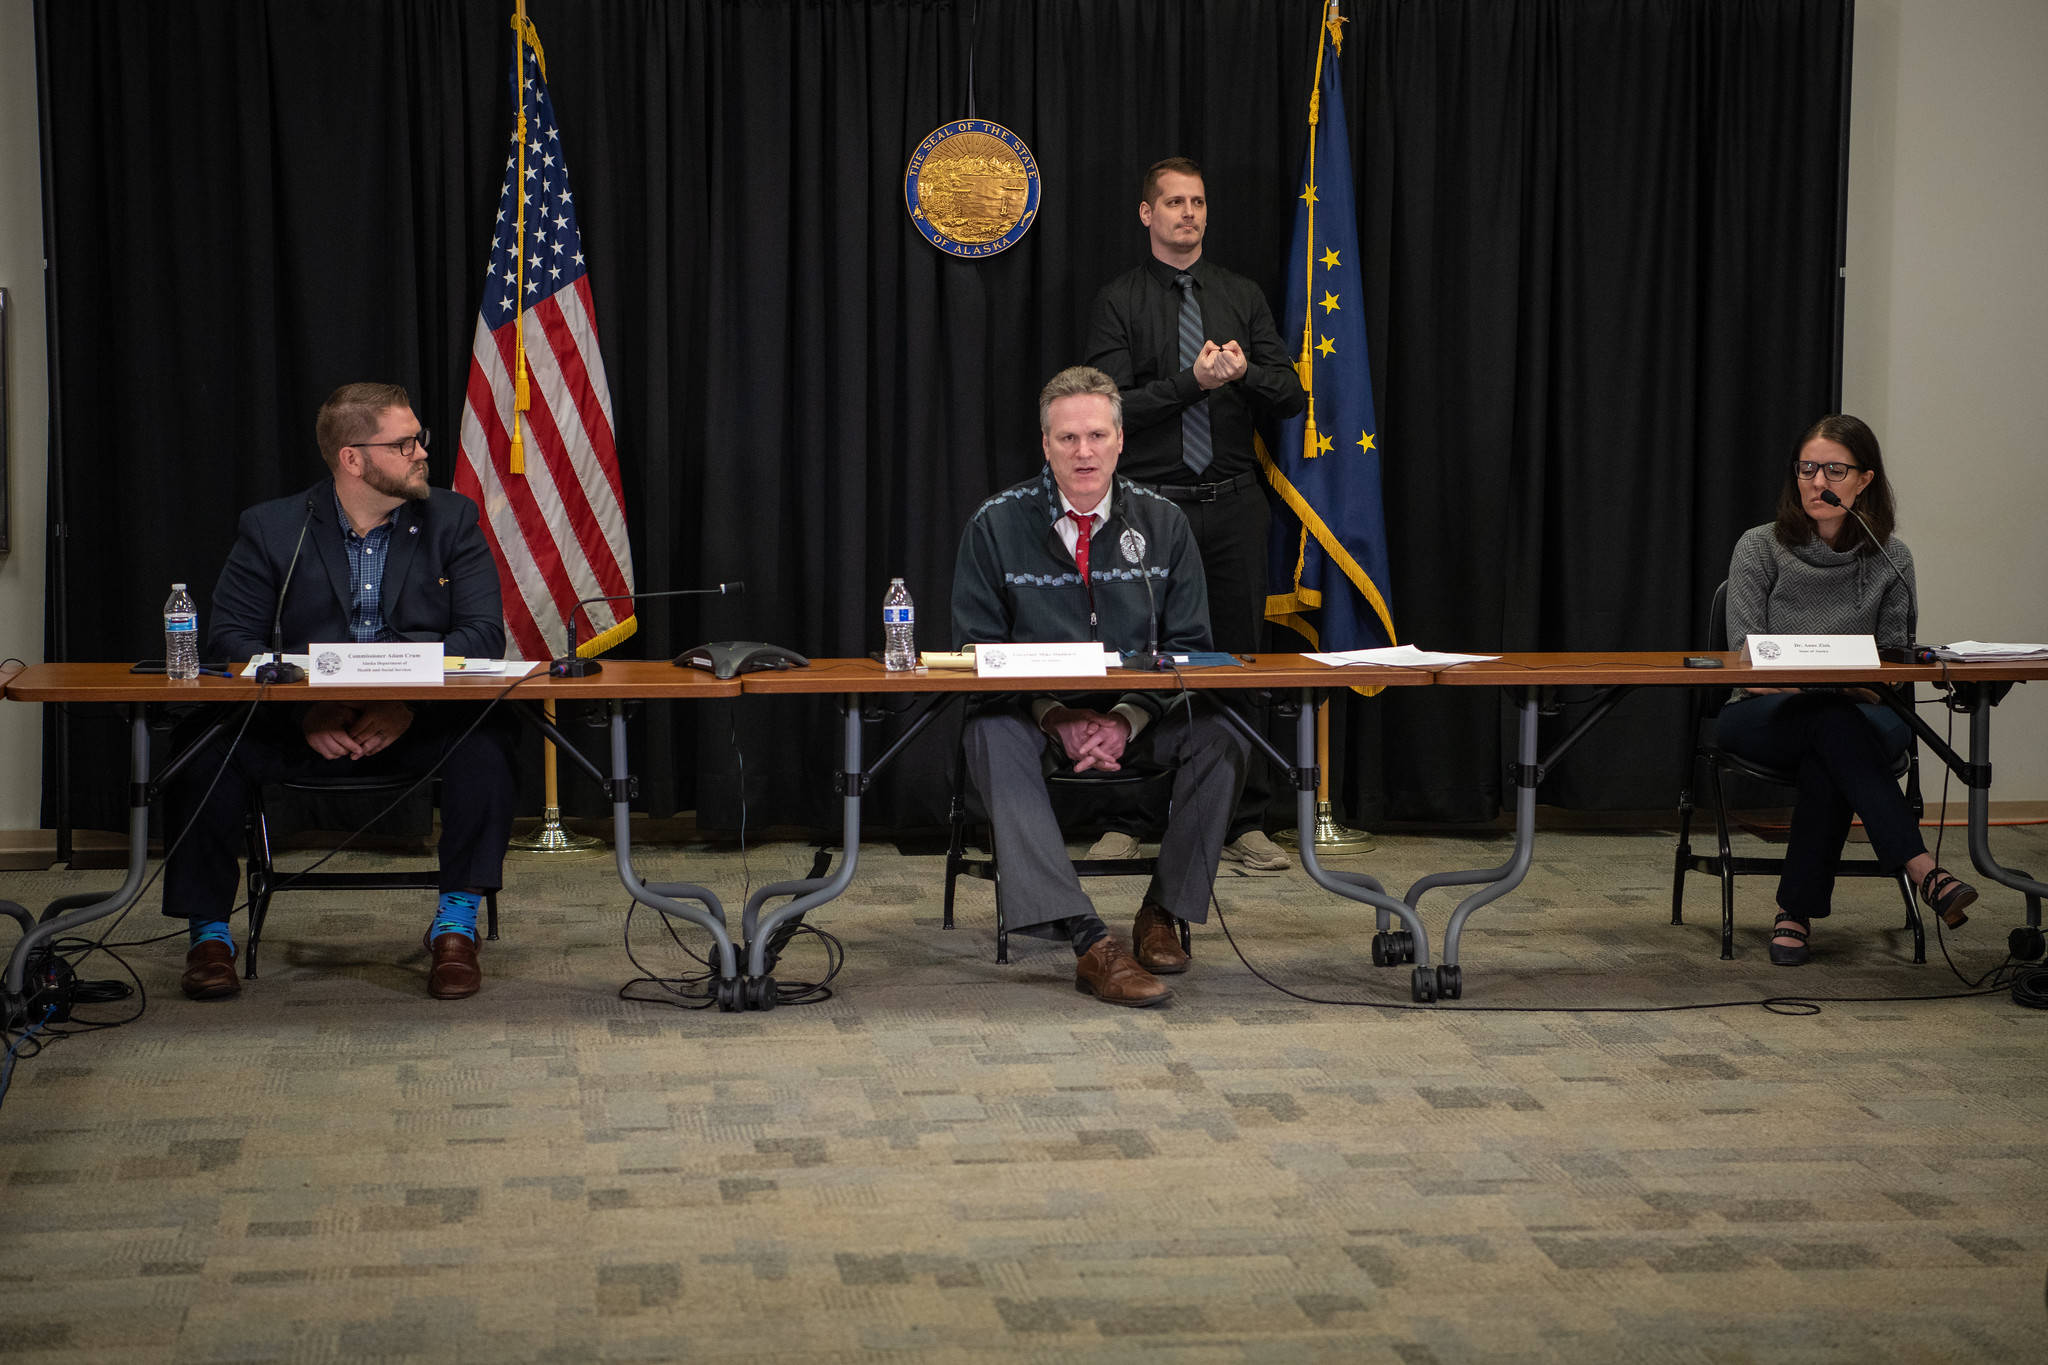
xmin=1067 ymin=511 xmax=1095 ymax=586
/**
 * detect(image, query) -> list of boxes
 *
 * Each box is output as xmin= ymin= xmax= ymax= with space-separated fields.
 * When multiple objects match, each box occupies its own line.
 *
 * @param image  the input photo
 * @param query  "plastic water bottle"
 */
xmin=164 ymin=583 xmax=200 ymax=680
xmin=882 ymin=578 xmax=916 ymax=671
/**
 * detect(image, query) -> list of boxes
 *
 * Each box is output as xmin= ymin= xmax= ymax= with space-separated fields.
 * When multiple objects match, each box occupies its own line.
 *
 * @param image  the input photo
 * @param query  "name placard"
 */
xmin=307 ymin=642 xmax=446 ymax=686
xmin=1742 ymin=634 xmax=1881 ymax=668
xmin=975 ymin=642 xmax=1111 ymax=679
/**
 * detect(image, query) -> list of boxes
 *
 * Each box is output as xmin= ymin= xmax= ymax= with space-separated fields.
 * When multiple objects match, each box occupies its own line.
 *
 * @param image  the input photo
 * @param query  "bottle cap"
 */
xmin=172 ymin=582 xmax=187 ymax=590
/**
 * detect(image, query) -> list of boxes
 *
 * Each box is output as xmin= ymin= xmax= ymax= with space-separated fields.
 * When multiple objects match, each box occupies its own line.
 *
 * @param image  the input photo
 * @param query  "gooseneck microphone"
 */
xmin=551 ymin=581 xmax=745 ymax=677
xmin=1818 ymin=488 xmax=1930 ymax=664
xmin=254 ymin=496 xmax=315 ymax=684
xmin=1116 ymin=522 xmax=1166 ymax=672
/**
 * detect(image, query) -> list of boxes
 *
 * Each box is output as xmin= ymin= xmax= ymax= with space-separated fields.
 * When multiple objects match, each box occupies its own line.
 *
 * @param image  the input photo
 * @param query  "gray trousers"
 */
xmin=962 ymin=701 xmax=1249 ymax=936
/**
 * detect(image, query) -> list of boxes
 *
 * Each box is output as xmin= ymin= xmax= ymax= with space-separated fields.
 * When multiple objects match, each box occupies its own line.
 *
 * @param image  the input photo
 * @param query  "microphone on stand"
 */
xmin=1818 ymin=488 xmax=1935 ymax=664
xmin=254 ymin=496 xmax=315 ymax=684
xmin=550 ymin=581 xmax=745 ymax=676
xmin=1116 ymin=522 xmax=1166 ymax=672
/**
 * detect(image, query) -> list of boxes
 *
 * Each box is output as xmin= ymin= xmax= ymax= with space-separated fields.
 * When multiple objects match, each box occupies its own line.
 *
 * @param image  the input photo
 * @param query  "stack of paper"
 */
xmin=1305 ymin=645 xmax=1500 ymax=668
xmin=1932 ymin=641 xmax=2048 ymax=662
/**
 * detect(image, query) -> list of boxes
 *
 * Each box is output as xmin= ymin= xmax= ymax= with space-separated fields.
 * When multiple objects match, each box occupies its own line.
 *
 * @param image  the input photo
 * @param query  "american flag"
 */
xmin=455 ymin=18 xmax=635 ymax=663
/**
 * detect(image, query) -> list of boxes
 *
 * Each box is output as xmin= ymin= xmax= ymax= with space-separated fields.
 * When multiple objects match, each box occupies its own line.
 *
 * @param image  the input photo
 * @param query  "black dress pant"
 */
xmin=1714 ymin=691 xmax=1922 ymax=921
xmin=161 ymin=702 xmax=522 ymax=921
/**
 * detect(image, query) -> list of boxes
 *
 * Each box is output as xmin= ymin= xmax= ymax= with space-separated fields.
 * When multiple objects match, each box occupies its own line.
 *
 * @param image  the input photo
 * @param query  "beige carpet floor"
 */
xmin=3 ymin=821 xmax=2046 ymax=1362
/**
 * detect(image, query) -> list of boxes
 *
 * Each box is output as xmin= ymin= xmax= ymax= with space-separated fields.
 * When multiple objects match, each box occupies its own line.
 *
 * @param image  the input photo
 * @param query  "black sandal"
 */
xmin=1768 ymin=917 xmax=1810 ymax=966
xmin=1918 ymin=867 xmax=1977 ymax=929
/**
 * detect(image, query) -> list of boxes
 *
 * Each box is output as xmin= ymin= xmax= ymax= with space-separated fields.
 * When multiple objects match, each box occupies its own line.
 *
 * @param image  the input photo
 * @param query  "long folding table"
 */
xmin=1415 ymin=651 xmax=2047 ymax=998
xmin=10 ymin=651 xmax=2039 ymax=1016
xmin=732 ymin=655 xmax=1435 ymax=1006
xmin=0 ymin=661 xmax=741 ymax=1016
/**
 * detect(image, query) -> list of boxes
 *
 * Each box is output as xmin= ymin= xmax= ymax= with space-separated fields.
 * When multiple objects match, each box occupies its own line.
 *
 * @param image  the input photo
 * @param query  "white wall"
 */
xmin=0 ymin=0 xmax=49 ymax=836
xmin=1845 ymin=0 xmax=2048 ymax=800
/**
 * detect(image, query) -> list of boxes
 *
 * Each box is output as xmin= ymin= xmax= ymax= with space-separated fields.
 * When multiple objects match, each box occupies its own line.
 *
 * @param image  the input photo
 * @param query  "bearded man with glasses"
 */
xmin=160 ymin=382 xmax=521 ymax=1002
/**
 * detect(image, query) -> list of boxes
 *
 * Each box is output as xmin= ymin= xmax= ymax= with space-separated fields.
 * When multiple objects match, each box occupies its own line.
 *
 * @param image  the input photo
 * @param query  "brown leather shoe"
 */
xmin=1131 ymin=902 xmax=1190 ymax=974
xmin=1075 ymin=936 xmax=1172 ymax=1007
xmin=180 ymin=940 xmax=241 ymax=1000
xmin=425 ymin=932 xmax=482 ymax=999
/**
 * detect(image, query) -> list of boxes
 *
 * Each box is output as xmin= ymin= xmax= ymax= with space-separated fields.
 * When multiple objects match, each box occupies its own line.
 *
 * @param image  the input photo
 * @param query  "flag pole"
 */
xmin=1275 ymin=1 xmax=1374 ymax=856
xmin=501 ymin=4 xmax=598 ymax=854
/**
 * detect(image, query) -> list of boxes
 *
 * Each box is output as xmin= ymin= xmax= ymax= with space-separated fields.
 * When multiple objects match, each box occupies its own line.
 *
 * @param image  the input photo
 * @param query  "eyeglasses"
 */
xmin=1795 ymin=459 xmax=1861 ymax=483
xmin=354 ymin=428 xmax=430 ymax=458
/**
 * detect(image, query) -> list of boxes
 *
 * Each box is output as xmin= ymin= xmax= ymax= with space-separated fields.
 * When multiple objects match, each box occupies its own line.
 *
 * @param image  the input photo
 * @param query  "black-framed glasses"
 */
xmin=1795 ymin=459 xmax=1860 ymax=483
xmin=354 ymin=428 xmax=430 ymax=457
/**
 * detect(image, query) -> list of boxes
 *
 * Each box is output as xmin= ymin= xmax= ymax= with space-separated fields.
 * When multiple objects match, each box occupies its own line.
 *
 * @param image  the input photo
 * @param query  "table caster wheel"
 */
xmin=1410 ymin=965 xmax=1436 ymax=1003
xmin=1395 ymin=930 xmax=1416 ymax=964
xmin=1371 ymin=932 xmax=1396 ymax=966
xmin=748 ymin=975 xmax=778 ymax=1011
xmin=716 ymin=978 xmax=745 ymax=1012
xmin=1435 ymin=964 xmax=1462 ymax=1000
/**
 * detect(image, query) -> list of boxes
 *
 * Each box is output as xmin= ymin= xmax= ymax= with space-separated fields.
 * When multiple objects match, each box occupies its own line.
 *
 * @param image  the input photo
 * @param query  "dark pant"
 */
xmin=161 ymin=702 xmax=522 ymax=921
xmin=1714 ymin=690 xmax=1922 ymax=920
xmin=962 ymin=699 xmax=1248 ymax=937
xmin=1128 ymin=477 xmax=1273 ymax=842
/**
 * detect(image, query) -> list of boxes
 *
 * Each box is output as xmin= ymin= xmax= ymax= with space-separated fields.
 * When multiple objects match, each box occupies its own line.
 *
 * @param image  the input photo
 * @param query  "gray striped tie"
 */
xmin=1175 ymin=272 xmax=1214 ymax=475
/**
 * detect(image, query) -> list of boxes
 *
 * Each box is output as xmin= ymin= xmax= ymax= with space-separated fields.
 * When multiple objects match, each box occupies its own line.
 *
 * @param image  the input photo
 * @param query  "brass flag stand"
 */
xmin=509 ymin=699 xmax=602 ymax=851
xmin=1273 ymin=698 xmax=1376 ymax=854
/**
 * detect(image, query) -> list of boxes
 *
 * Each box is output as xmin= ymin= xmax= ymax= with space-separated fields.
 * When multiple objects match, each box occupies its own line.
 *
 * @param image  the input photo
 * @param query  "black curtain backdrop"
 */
xmin=38 ymin=0 xmax=1850 ymax=836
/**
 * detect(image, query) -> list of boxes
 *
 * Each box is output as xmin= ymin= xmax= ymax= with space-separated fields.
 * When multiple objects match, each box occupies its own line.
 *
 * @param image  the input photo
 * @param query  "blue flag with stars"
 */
xmin=1260 ymin=8 xmax=1395 ymax=653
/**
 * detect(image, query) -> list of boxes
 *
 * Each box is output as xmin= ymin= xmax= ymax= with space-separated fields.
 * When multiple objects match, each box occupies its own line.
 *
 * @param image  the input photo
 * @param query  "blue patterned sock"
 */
xmin=431 ymin=891 xmax=481 ymax=943
xmin=189 ymin=919 xmax=234 ymax=951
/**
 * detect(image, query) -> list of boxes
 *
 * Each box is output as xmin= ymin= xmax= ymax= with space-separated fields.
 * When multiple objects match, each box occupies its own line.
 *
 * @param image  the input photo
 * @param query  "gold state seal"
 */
xmin=905 ymin=120 xmax=1040 ymax=257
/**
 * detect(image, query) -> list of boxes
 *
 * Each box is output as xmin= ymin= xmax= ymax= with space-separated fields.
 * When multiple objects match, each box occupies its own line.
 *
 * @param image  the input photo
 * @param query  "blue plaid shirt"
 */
xmin=335 ymin=490 xmax=400 ymax=643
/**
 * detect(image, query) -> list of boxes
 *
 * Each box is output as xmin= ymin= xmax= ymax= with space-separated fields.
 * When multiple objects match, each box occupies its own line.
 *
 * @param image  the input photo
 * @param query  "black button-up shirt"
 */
xmin=1083 ymin=255 xmax=1305 ymax=485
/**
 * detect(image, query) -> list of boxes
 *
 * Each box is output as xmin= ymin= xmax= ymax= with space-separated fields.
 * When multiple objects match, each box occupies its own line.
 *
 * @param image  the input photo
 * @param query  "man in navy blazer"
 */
xmin=163 ymin=383 xmax=521 ymax=1002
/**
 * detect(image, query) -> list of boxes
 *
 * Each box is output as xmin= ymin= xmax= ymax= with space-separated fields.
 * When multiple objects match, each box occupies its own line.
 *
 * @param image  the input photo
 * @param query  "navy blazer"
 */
xmin=206 ymin=478 xmax=505 ymax=664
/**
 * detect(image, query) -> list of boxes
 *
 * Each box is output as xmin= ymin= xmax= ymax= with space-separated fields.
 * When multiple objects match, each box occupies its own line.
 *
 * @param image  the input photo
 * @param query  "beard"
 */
xmin=364 ymin=461 xmax=429 ymax=501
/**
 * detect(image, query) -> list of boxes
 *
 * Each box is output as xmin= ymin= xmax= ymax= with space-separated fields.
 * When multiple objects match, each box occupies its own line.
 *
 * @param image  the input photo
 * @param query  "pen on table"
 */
xmin=197 ymin=666 xmax=236 ymax=678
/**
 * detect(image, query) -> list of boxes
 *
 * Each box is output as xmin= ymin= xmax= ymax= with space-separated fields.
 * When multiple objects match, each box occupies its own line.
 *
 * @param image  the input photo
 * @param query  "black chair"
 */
xmin=242 ymin=775 xmax=499 ymax=979
xmin=1671 ymin=581 xmax=1924 ymax=962
xmin=942 ymin=741 xmax=1188 ymax=965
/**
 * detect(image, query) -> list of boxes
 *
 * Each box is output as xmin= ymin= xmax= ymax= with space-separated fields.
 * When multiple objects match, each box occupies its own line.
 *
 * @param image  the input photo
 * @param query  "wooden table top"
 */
xmin=736 ymin=654 xmax=1435 ymax=695
xmin=1429 ymin=651 xmax=2048 ymax=688
xmin=11 ymin=653 xmax=2037 ymax=703
xmin=0 ymin=659 xmax=743 ymax=702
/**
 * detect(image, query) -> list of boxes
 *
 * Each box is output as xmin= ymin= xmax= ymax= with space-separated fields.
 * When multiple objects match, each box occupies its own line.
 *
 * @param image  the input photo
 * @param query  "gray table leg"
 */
xmin=744 ymin=693 xmax=864 ymax=977
xmin=5 ymin=707 xmax=153 ymax=1012
xmin=1435 ymin=693 xmax=1541 ymax=997
xmin=605 ymin=703 xmax=739 ymax=984
xmin=1286 ymin=688 xmax=1441 ymax=1002
xmin=1962 ymin=690 xmax=2046 ymax=925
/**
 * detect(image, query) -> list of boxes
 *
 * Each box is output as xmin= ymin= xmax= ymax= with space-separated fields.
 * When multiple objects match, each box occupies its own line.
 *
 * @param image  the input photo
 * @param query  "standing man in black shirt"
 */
xmin=1084 ymin=156 xmax=1305 ymax=871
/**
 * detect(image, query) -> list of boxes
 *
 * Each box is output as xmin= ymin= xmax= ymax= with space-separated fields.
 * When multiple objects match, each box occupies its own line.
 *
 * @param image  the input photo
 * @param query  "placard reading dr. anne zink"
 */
xmin=306 ymin=642 xmax=446 ymax=686
xmin=1742 ymin=634 xmax=1881 ymax=668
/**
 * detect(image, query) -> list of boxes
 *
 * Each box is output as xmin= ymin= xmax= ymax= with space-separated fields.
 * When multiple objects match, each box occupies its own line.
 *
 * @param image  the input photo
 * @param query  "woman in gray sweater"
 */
xmin=1718 ymin=414 xmax=1976 ymax=965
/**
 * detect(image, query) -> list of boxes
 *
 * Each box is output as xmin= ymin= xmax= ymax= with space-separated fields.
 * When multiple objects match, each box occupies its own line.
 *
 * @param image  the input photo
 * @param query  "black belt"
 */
xmin=1148 ymin=471 xmax=1259 ymax=503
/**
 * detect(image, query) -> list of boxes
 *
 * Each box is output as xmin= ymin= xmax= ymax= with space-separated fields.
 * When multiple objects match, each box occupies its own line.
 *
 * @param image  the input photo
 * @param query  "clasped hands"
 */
xmin=1192 ymin=338 xmax=1248 ymax=390
xmin=1041 ymin=706 xmax=1132 ymax=773
xmin=302 ymin=699 xmax=415 ymax=760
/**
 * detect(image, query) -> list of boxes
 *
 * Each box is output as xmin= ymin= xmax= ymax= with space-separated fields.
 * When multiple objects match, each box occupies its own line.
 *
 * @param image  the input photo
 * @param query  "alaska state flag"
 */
xmin=1261 ymin=7 xmax=1396 ymax=652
